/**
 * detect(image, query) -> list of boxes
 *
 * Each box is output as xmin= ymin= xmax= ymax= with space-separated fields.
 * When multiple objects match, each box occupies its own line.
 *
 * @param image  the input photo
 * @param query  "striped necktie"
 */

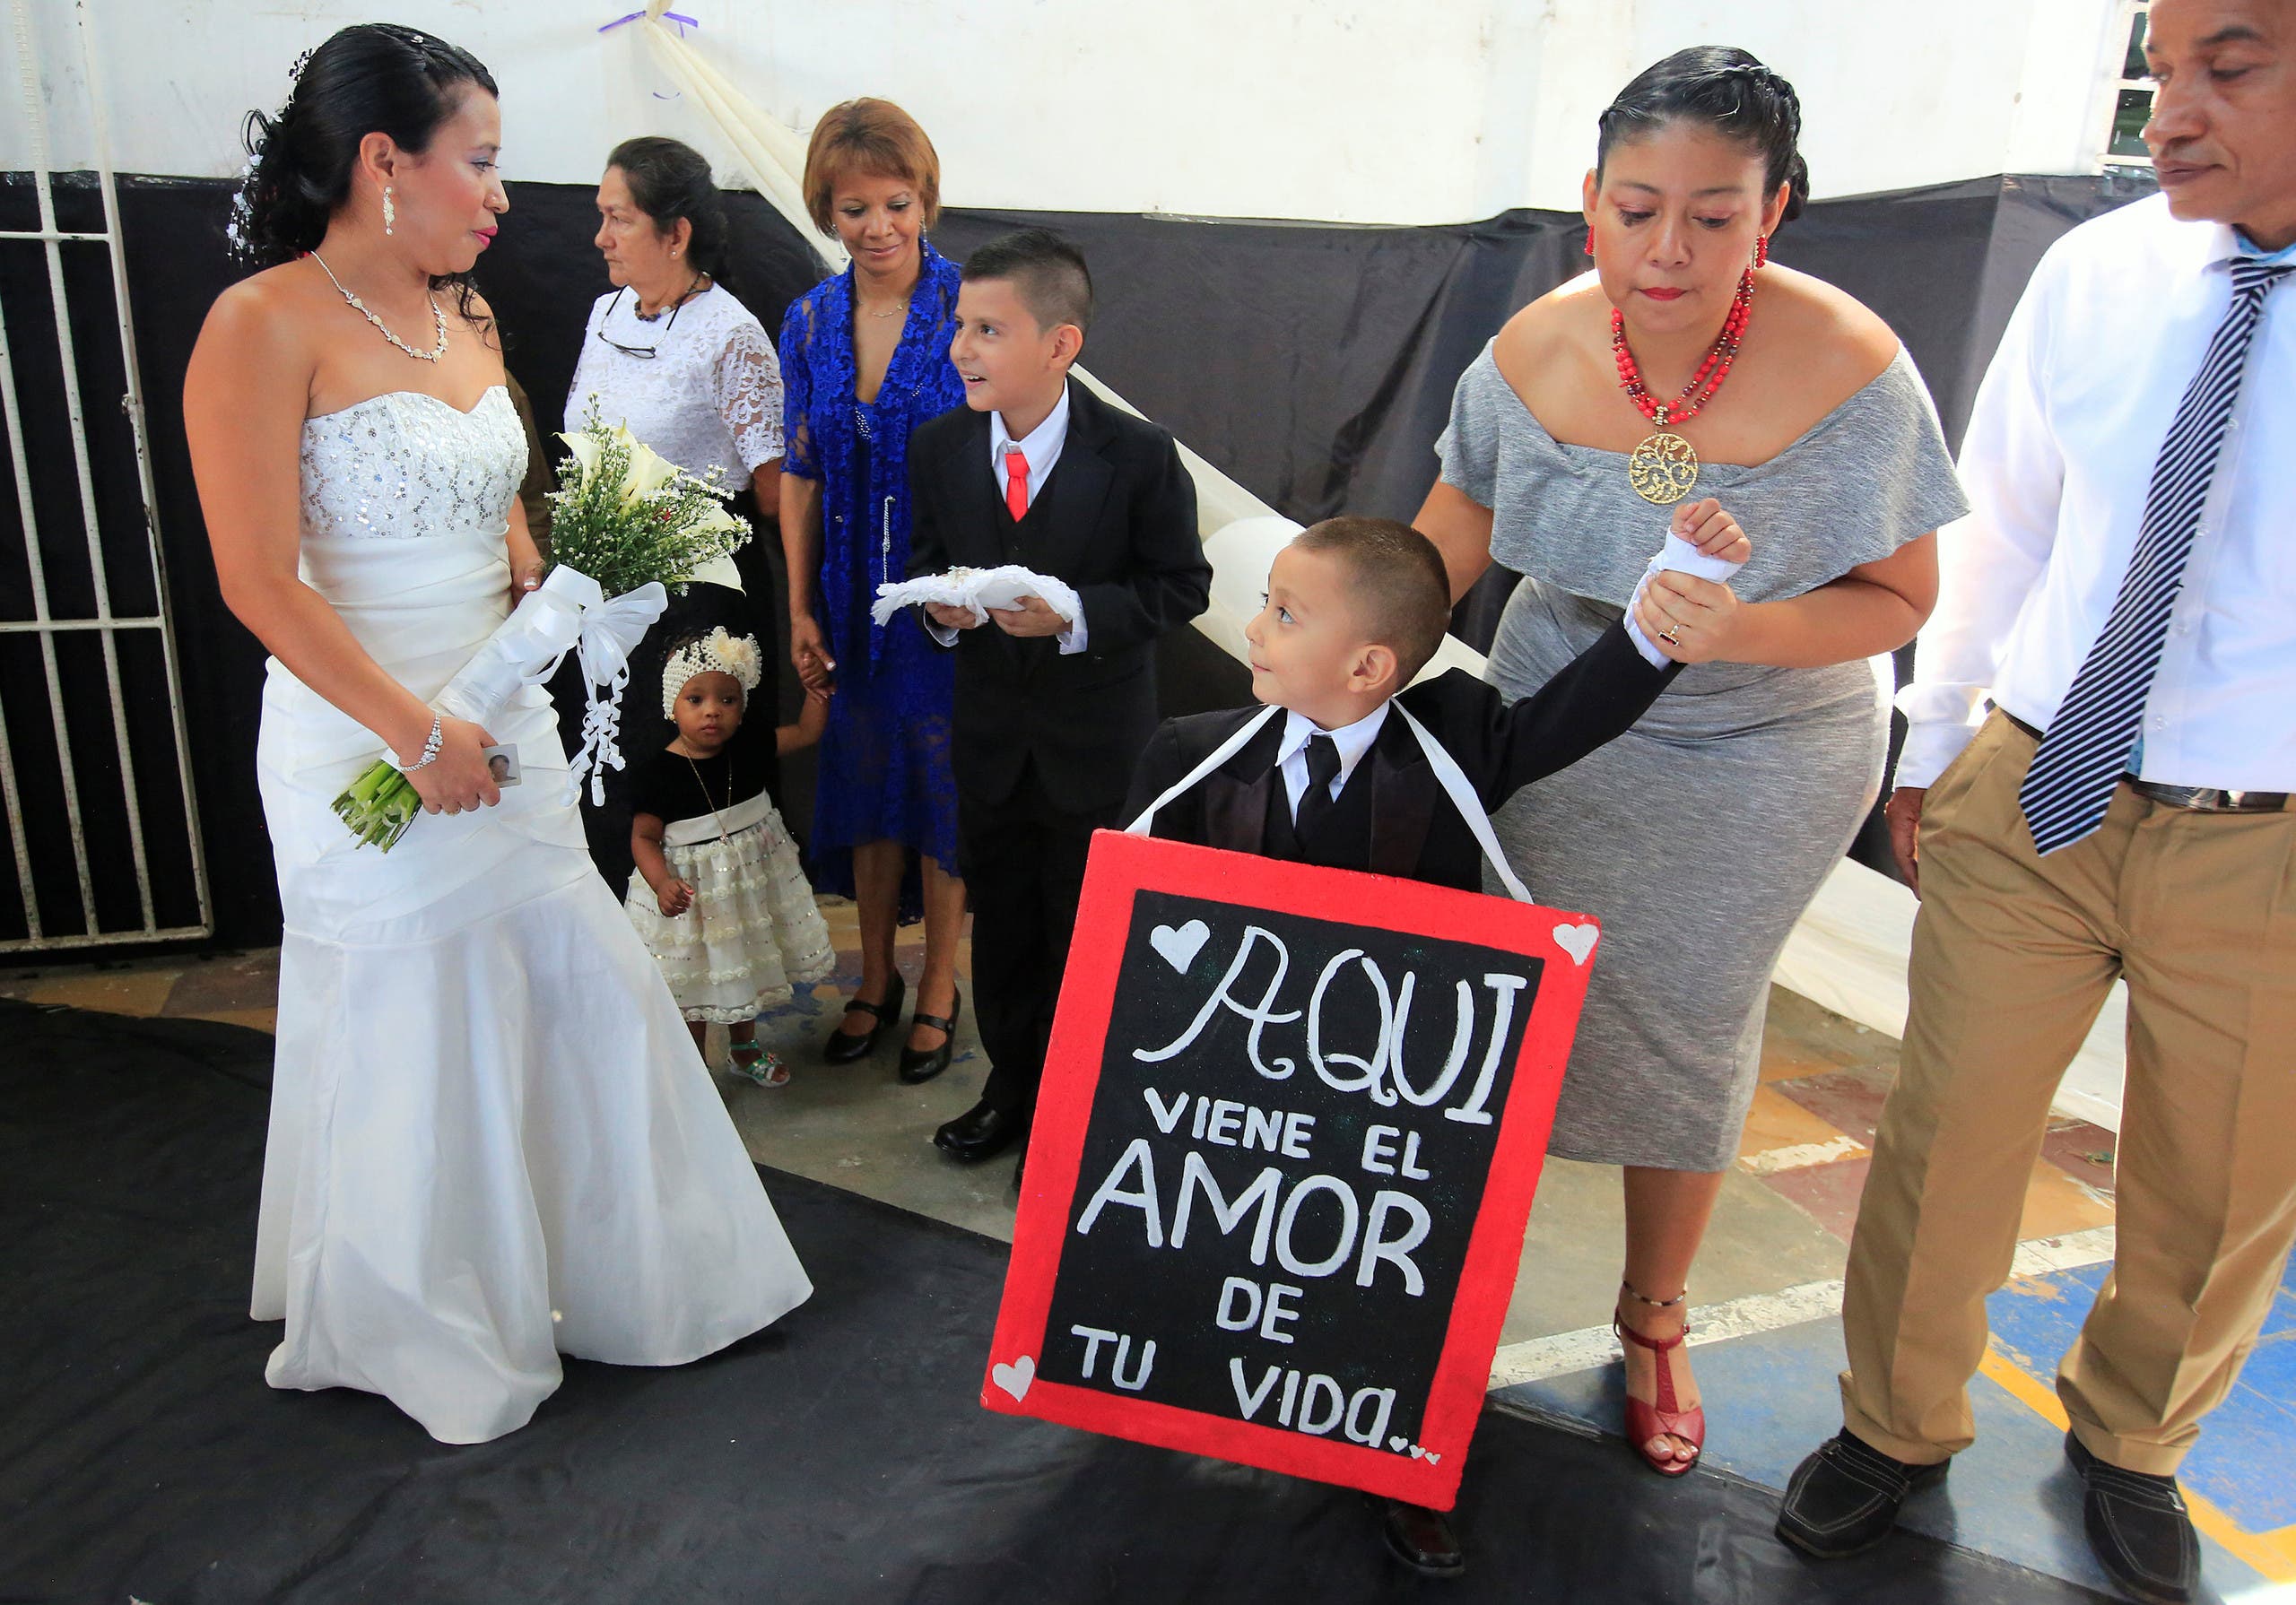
xmin=2018 ymin=256 xmax=2292 ymax=855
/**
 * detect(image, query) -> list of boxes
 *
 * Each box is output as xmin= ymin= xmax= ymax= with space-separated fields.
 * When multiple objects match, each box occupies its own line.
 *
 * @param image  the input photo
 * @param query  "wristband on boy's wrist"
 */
xmin=395 ymin=714 xmax=445 ymax=773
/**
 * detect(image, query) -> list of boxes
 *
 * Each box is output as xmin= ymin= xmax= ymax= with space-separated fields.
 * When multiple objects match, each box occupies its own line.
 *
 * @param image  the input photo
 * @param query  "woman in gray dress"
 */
xmin=1414 ymin=48 xmax=1968 ymax=1476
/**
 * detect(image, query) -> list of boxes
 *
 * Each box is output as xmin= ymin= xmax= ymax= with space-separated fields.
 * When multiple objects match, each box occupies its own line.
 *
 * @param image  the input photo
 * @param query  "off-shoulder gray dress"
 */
xmin=1437 ymin=342 xmax=1968 ymax=1170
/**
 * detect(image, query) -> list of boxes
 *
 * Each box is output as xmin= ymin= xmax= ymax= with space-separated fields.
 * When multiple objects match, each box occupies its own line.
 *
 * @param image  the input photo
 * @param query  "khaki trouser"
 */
xmin=1840 ymin=711 xmax=2296 ymax=1475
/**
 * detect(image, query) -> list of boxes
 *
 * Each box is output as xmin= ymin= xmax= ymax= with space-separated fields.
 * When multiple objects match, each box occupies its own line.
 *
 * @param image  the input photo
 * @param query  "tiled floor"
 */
xmin=0 ymin=915 xmax=2118 ymax=1327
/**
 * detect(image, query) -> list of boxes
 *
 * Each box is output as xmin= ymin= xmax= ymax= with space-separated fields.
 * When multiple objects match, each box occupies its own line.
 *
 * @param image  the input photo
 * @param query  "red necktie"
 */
xmin=1003 ymin=447 xmax=1031 ymax=522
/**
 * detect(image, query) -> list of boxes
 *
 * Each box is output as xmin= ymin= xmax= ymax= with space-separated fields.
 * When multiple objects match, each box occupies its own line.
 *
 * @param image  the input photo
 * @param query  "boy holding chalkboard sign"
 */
xmin=1120 ymin=511 xmax=1744 ymax=1574
xmin=909 ymin=230 xmax=1213 ymax=1171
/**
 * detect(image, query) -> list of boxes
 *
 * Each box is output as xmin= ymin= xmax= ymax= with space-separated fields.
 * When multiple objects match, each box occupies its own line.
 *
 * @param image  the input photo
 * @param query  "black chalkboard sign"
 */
xmin=984 ymin=829 xmax=1600 ymax=1508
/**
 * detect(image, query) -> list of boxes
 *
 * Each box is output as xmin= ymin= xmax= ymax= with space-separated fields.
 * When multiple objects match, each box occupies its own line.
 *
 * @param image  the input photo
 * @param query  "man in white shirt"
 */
xmin=1777 ymin=4 xmax=2296 ymax=1601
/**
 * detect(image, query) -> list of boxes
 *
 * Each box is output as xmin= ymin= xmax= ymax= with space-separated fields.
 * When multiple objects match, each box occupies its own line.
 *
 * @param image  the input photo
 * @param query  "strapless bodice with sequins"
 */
xmin=299 ymin=386 xmax=525 ymax=541
xmin=270 ymin=384 xmax=544 ymax=794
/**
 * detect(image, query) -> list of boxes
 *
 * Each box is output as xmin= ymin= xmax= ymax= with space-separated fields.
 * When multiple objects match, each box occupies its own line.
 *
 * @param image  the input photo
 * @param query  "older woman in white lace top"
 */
xmin=568 ymin=135 xmax=784 ymax=531
xmin=565 ymin=135 xmax=789 ymax=891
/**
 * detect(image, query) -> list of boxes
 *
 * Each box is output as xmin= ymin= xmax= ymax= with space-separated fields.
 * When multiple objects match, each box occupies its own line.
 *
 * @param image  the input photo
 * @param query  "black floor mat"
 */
xmin=0 ymin=998 xmax=2104 ymax=1603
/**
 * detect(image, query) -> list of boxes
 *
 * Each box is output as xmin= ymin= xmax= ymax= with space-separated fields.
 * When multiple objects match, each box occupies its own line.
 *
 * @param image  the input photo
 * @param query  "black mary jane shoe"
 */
xmin=2066 ymin=1432 xmax=2200 ymax=1605
xmin=897 ymin=989 xmax=963 ymax=1084
xmin=822 ymin=972 xmax=905 ymax=1064
xmin=1378 ymin=1497 xmax=1465 ymax=1578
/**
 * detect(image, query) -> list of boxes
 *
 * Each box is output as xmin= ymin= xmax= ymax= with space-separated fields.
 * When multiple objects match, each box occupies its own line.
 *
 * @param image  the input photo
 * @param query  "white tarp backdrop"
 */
xmin=12 ymin=0 xmax=2127 ymax=219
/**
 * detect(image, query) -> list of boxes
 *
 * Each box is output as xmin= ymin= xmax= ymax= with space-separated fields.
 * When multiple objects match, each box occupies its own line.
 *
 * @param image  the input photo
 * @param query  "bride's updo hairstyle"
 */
xmin=1595 ymin=47 xmax=1811 ymax=232
xmin=231 ymin=22 xmax=499 ymax=267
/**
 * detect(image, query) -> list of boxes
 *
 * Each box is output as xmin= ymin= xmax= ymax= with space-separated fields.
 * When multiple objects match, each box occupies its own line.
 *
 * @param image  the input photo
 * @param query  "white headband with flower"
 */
xmin=661 ymin=627 xmax=764 ymax=717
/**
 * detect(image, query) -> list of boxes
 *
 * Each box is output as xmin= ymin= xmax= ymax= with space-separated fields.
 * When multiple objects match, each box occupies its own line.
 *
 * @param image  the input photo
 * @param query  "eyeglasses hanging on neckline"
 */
xmin=595 ymin=280 xmax=706 ymax=359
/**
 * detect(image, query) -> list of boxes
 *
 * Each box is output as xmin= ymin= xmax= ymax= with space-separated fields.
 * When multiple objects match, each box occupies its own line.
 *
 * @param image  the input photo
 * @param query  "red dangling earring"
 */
xmin=1752 ymin=234 xmax=1770 ymax=270
xmin=1584 ymin=231 xmax=1596 ymax=258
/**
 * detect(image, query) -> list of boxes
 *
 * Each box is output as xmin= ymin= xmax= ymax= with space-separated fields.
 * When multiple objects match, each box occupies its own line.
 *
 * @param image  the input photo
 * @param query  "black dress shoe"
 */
xmin=2066 ymin=1432 xmax=2199 ymax=1604
xmin=822 ymin=972 xmax=904 ymax=1064
xmin=935 ymin=1099 xmax=1027 ymax=1164
xmin=1378 ymin=1498 xmax=1465 ymax=1577
xmin=1776 ymin=1429 xmax=1949 ymax=1558
xmin=897 ymin=989 xmax=962 ymax=1084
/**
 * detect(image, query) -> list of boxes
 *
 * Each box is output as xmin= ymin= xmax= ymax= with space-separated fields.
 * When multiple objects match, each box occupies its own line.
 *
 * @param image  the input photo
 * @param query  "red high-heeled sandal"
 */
xmin=1616 ymin=1282 xmax=1704 ymax=1477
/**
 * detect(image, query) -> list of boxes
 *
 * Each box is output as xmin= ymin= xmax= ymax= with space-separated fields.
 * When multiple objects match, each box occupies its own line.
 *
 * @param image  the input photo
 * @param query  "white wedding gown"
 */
xmin=250 ymin=386 xmax=811 ymax=1444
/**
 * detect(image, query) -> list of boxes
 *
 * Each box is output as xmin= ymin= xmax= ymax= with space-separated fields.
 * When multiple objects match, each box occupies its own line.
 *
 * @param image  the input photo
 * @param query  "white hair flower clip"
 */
xmin=661 ymin=627 xmax=764 ymax=717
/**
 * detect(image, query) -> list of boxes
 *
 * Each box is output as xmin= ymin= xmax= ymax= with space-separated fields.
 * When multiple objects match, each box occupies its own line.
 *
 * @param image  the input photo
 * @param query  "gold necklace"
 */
xmin=681 ymin=746 xmax=736 ymax=871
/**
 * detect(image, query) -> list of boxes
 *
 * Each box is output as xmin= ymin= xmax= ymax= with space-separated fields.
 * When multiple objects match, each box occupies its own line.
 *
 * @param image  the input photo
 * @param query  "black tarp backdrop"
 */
xmin=0 ymin=169 xmax=2155 ymax=948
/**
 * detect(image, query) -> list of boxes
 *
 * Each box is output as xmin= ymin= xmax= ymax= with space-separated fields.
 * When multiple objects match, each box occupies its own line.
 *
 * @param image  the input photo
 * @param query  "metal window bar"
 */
xmin=0 ymin=0 xmax=212 ymax=952
xmin=2100 ymin=0 xmax=2155 ymax=169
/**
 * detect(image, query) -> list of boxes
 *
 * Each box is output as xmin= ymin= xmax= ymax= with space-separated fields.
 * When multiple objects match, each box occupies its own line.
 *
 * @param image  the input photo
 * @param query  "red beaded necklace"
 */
xmin=1610 ymin=265 xmax=1757 ymax=505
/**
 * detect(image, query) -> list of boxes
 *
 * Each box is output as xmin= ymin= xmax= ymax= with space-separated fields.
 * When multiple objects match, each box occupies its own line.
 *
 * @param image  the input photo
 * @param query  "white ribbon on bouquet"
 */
xmin=428 ymin=564 xmax=669 ymax=806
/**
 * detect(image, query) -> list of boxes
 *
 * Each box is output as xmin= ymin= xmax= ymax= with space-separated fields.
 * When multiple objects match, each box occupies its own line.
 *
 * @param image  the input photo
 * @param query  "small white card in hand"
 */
xmin=872 ymin=564 xmax=1083 ymax=629
xmin=482 ymin=745 xmax=521 ymax=786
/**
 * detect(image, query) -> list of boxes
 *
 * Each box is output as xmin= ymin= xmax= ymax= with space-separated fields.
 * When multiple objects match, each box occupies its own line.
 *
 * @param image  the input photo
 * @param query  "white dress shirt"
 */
xmin=990 ymin=382 xmax=1071 ymax=509
xmin=1277 ymin=702 xmax=1389 ymax=820
xmin=923 ymin=383 xmax=1087 ymax=652
xmin=1897 ymin=195 xmax=2296 ymax=792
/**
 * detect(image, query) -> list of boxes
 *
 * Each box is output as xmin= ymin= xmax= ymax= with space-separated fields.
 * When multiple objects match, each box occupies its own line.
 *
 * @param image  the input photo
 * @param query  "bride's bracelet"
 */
xmin=395 ymin=714 xmax=445 ymax=774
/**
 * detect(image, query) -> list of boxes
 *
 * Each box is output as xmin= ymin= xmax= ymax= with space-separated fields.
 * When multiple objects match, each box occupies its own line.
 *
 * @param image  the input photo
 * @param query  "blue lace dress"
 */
xmin=778 ymin=243 xmax=967 ymax=918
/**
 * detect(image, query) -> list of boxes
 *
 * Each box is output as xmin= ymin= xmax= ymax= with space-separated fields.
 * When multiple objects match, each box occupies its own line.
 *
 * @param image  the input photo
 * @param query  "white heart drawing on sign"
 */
xmin=990 ymin=1355 xmax=1036 ymax=1402
xmin=1407 ymin=1444 xmax=1426 ymax=1460
xmin=1552 ymin=922 xmax=1599 ymax=966
xmin=1150 ymin=919 xmax=1212 ymax=974
xmin=1424 ymin=1451 xmax=1442 ymax=1466
xmin=1389 ymin=1436 xmax=1411 ymax=1453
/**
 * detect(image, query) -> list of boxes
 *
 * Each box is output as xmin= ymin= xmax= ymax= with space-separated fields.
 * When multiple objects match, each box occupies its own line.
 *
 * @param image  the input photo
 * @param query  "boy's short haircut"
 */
xmin=962 ymin=228 xmax=1094 ymax=337
xmin=1292 ymin=516 xmax=1453 ymax=684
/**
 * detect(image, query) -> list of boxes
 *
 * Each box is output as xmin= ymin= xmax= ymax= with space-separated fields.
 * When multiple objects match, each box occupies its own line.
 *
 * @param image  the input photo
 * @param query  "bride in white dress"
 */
xmin=184 ymin=24 xmax=809 ymax=1444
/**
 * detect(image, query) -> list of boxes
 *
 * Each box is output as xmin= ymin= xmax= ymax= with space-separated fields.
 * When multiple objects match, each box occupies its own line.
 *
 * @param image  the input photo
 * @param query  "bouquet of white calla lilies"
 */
xmin=330 ymin=401 xmax=752 ymax=850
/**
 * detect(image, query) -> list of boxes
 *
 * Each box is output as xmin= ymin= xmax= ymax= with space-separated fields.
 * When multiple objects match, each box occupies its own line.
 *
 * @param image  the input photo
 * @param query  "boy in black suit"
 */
xmin=909 ymin=229 xmax=1211 ymax=1168
xmin=1122 ymin=512 xmax=1744 ymax=1577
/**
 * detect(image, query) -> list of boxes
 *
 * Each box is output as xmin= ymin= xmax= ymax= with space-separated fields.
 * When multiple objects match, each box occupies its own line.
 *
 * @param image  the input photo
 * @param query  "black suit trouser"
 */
xmin=960 ymin=762 xmax=1114 ymax=1116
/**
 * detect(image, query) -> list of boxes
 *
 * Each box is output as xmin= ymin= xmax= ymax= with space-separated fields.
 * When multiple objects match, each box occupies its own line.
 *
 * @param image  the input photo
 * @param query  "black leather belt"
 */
xmin=1993 ymin=708 xmax=2290 ymax=813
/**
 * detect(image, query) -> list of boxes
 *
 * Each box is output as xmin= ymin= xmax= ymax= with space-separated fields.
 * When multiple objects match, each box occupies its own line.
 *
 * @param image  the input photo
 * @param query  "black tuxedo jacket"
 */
xmin=1121 ymin=621 xmax=1682 ymax=892
xmin=909 ymin=380 xmax=1211 ymax=814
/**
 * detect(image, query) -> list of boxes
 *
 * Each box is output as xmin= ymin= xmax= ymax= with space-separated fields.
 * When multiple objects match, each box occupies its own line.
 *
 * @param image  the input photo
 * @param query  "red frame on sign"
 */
xmin=981 ymin=829 xmax=1597 ymax=1509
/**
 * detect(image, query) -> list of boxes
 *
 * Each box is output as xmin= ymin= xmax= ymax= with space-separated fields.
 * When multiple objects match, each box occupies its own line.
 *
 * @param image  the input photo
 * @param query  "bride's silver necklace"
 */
xmin=310 ymin=250 xmax=449 ymax=362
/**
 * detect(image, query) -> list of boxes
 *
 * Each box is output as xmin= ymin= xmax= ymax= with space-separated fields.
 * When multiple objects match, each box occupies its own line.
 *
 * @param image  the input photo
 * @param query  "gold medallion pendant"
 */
xmin=1627 ymin=430 xmax=1699 ymax=506
xmin=1609 ymin=258 xmax=1760 ymax=508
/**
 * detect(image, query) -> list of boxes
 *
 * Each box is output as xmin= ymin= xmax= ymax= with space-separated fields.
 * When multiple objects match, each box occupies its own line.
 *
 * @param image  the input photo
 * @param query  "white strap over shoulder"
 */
xmin=1124 ymin=704 xmax=1283 ymax=836
xmin=1391 ymin=702 xmax=1535 ymax=904
xmin=1123 ymin=699 xmax=1535 ymax=905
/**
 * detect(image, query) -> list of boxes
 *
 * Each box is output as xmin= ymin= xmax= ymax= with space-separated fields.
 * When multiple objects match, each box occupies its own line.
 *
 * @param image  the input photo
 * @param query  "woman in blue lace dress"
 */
xmin=778 ymin=99 xmax=967 ymax=1077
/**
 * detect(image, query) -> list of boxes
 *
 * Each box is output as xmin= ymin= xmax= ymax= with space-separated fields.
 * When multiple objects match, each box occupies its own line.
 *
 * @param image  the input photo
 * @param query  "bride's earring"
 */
xmin=382 ymin=186 xmax=396 ymax=237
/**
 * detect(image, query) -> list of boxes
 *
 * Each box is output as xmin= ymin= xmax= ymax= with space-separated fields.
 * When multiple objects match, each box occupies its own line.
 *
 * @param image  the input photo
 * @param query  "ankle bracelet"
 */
xmin=1621 ymin=1279 xmax=1688 ymax=1310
